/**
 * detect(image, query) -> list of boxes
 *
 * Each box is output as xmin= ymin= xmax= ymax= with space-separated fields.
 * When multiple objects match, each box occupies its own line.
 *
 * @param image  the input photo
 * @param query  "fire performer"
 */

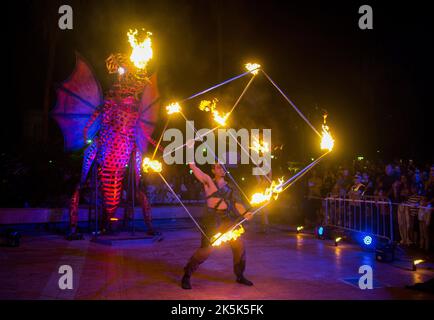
xmin=181 ymin=142 xmax=254 ymax=289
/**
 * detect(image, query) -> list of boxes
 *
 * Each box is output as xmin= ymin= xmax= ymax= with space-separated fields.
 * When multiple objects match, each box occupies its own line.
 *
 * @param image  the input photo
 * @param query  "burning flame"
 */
xmin=250 ymin=177 xmax=284 ymax=205
xmin=413 ymin=259 xmax=424 ymax=265
xmin=127 ymin=29 xmax=153 ymax=70
xmin=199 ymin=99 xmax=229 ymax=126
xmin=211 ymin=225 xmax=245 ymax=247
xmin=212 ymin=110 xmax=229 ymax=126
xmin=142 ymin=157 xmax=162 ymax=173
xmin=250 ymin=138 xmax=269 ymax=154
xmin=198 ymin=99 xmax=215 ymax=112
xmin=166 ymin=102 xmax=181 ymax=115
xmin=320 ymin=114 xmax=334 ymax=151
xmin=245 ymin=63 xmax=260 ymax=75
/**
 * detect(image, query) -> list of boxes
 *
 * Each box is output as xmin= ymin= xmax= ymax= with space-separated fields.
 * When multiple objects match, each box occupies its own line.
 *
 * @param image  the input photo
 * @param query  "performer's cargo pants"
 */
xmin=184 ymin=209 xmax=246 ymax=277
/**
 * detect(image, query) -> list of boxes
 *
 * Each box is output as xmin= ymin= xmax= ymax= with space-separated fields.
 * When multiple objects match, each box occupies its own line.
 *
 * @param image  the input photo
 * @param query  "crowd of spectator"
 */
xmin=144 ymin=170 xmax=204 ymax=204
xmin=305 ymin=159 xmax=434 ymax=251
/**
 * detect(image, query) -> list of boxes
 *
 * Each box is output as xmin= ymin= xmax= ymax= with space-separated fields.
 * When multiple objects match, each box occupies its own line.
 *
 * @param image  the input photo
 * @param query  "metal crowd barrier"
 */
xmin=323 ymin=195 xmax=394 ymax=242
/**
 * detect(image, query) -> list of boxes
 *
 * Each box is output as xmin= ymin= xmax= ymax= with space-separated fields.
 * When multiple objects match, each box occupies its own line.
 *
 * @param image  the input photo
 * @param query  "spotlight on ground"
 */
xmin=316 ymin=226 xmax=325 ymax=239
xmin=363 ymin=235 xmax=373 ymax=246
xmin=413 ymin=259 xmax=424 ymax=271
xmin=334 ymin=237 xmax=342 ymax=246
xmin=358 ymin=234 xmax=377 ymax=250
xmin=296 ymin=226 xmax=304 ymax=234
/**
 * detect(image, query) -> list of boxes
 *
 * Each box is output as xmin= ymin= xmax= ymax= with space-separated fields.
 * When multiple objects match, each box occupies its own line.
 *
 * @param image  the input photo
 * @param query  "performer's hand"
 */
xmin=243 ymin=212 xmax=254 ymax=220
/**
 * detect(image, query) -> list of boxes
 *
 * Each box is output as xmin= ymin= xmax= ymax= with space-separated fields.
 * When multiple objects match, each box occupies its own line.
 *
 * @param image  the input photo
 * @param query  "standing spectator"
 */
xmin=397 ymin=176 xmax=411 ymax=245
xmin=424 ymin=165 xmax=434 ymax=205
xmin=382 ymin=164 xmax=398 ymax=199
xmin=397 ymin=202 xmax=410 ymax=245
xmin=348 ymin=174 xmax=365 ymax=200
xmin=398 ymin=175 xmax=411 ymax=202
xmin=361 ymin=172 xmax=374 ymax=196
xmin=305 ymin=170 xmax=322 ymax=226
xmin=418 ymin=197 xmax=432 ymax=251
xmin=412 ymin=168 xmax=425 ymax=195
xmin=333 ymin=168 xmax=351 ymax=197
xmin=406 ymin=184 xmax=424 ymax=245
xmin=307 ymin=170 xmax=323 ymax=199
xmin=306 ymin=170 xmax=323 ymax=226
xmin=374 ymin=177 xmax=385 ymax=198
xmin=425 ymin=166 xmax=434 ymax=251
xmin=321 ymin=170 xmax=335 ymax=197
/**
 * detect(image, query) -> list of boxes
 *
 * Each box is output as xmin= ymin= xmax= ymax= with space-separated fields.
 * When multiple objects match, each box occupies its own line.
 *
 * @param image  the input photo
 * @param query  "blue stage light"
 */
xmin=318 ymin=226 xmax=324 ymax=236
xmin=363 ymin=235 xmax=372 ymax=245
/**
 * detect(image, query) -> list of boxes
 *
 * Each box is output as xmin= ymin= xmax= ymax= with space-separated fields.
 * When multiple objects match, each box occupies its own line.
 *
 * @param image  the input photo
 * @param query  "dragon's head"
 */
xmin=105 ymin=28 xmax=154 ymax=100
xmin=105 ymin=28 xmax=153 ymax=77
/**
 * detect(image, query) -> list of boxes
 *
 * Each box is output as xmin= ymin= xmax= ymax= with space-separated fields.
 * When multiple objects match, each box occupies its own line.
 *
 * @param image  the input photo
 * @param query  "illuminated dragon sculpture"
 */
xmin=52 ymin=29 xmax=161 ymax=236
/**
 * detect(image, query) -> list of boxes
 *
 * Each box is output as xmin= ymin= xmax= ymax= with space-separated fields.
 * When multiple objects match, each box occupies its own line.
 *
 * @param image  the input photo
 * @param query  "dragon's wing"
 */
xmin=52 ymin=52 xmax=103 ymax=152
xmin=136 ymin=72 xmax=161 ymax=154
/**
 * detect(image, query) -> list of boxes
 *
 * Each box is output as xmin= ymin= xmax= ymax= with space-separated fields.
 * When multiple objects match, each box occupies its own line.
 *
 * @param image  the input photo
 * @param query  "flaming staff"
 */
xmin=166 ymin=102 xmax=182 ymax=115
xmin=245 ymin=63 xmax=261 ymax=75
xmin=211 ymin=226 xmax=245 ymax=247
xmin=250 ymin=177 xmax=284 ymax=205
xmin=142 ymin=157 xmax=162 ymax=173
xmin=211 ymin=152 xmax=330 ymax=246
xmin=320 ymin=114 xmax=335 ymax=151
xmin=148 ymin=63 xmax=338 ymax=248
xmin=250 ymin=137 xmax=270 ymax=154
xmin=152 ymin=65 xmax=257 ymax=164
xmin=199 ymin=99 xmax=229 ymax=127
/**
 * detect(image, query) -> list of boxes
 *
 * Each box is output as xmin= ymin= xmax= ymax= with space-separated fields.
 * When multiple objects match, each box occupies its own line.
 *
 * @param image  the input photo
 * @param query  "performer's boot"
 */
xmin=234 ymin=260 xmax=253 ymax=286
xmin=181 ymin=257 xmax=201 ymax=290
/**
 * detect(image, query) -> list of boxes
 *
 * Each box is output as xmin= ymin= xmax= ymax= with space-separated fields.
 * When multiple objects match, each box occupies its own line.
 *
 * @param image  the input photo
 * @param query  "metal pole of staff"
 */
xmin=182 ymin=69 xmax=256 ymax=102
xmin=211 ymin=152 xmax=329 ymax=245
xmin=157 ymin=172 xmax=211 ymax=243
xmin=261 ymin=69 xmax=321 ymax=137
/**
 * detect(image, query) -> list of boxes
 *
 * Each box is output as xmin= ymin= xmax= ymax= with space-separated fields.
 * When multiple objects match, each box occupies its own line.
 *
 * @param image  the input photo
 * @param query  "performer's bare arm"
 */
xmin=186 ymin=138 xmax=212 ymax=186
xmin=234 ymin=202 xmax=253 ymax=220
xmin=189 ymin=162 xmax=211 ymax=186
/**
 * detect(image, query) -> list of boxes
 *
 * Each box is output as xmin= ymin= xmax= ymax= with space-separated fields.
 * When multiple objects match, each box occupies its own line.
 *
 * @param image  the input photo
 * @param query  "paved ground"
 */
xmin=1 ymin=220 xmax=433 ymax=300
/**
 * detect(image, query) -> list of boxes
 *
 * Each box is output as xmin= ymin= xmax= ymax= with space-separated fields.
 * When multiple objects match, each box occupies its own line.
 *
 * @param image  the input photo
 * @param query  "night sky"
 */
xmin=7 ymin=0 xmax=434 ymax=162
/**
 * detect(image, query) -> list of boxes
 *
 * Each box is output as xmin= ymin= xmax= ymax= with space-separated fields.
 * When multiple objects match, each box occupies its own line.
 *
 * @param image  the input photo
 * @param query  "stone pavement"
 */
xmin=1 ymin=220 xmax=433 ymax=300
